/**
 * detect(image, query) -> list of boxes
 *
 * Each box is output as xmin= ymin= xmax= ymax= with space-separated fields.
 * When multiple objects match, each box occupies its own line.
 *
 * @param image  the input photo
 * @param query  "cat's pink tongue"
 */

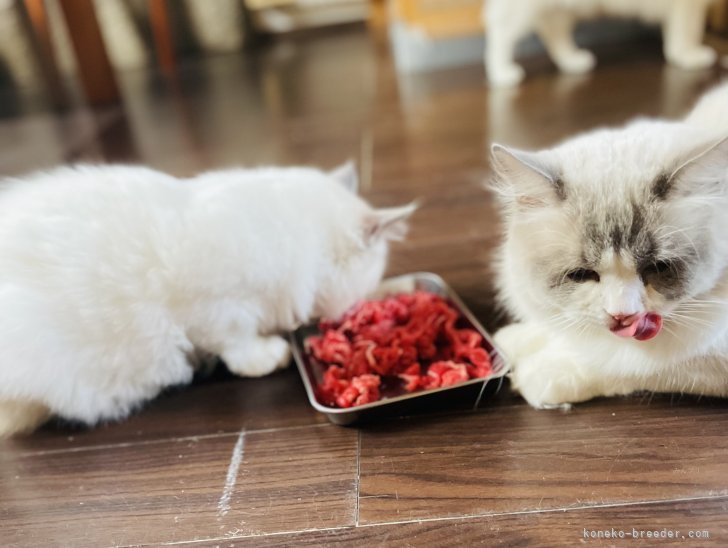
xmin=610 ymin=313 xmax=662 ymax=341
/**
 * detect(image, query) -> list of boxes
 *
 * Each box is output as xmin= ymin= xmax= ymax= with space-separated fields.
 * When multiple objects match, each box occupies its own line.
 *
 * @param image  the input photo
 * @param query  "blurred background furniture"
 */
xmin=24 ymin=0 xmax=120 ymax=106
xmin=1 ymin=0 xmax=727 ymax=110
xmin=1 ymin=0 xmax=370 ymax=109
xmin=710 ymin=0 xmax=728 ymax=35
xmin=388 ymin=0 xmax=728 ymax=73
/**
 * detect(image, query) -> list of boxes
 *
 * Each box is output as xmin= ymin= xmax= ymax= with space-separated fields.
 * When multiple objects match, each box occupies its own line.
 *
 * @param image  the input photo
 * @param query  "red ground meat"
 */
xmin=307 ymin=291 xmax=493 ymax=408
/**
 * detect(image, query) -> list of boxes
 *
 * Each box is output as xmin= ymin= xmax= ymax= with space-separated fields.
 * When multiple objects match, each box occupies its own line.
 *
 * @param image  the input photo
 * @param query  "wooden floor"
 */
xmin=1 ymin=25 xmax=728 ymax=547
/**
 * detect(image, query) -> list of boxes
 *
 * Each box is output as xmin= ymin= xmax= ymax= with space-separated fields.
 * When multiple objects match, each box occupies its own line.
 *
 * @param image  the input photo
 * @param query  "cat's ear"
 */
xmin=490 ymin=144 xmax=563 ymax=208
xmin=329 ymin=160 xmax=359 ymax=194
xmin=363 ymin=203 xmax=418 ymax=244
xmin=664 ymin=135 xmax=728 ymax=198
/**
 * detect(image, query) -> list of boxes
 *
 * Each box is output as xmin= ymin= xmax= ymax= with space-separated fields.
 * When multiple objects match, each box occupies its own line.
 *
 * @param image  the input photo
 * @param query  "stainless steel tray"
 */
xmin=289 ymin=272 xmax=509 ymax=425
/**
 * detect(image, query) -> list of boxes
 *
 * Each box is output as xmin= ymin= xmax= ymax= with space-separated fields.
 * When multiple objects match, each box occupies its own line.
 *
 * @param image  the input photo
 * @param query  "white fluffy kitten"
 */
xmin=485 ymin=0 xmax=718 ymax=87
xmin=491 ymin=81 xmax=728 ymax=408
xmin=0 ymin=162 xmax=415 ymax=436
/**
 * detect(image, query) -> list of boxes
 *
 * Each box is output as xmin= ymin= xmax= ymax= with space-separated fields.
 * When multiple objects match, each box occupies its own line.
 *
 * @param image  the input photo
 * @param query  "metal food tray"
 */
xmin=289 ymin=272 xmax=509 ymax=425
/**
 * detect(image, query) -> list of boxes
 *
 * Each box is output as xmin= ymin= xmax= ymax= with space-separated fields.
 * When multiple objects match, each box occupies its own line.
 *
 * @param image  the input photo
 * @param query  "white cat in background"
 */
xmin=485 ymin=0 xmax=719 ymax=87
xmin=491 ymin=81 xmax=728 ymax=408
xmin=0 ymin=163 xmax=415 ymax=436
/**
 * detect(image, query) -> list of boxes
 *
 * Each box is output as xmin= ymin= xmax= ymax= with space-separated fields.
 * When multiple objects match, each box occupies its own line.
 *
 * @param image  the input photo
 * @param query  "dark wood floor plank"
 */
xmin=188 ymin=496 xmax=728 ymax=546
xmin=0 ymin=368 xmax=325 ymax=454
xmin=0 ymin=108 xmax=121 ymax=176
xmin=214 ymin=424 xmax=358 ymax=537
xmin=0 ymin=424 xmax=357 ymax=546
xmin=358 ymin=397 xmax=728 ymax=524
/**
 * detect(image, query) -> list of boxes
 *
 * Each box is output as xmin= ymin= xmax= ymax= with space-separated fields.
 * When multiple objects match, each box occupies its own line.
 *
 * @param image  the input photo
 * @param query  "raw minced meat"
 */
xmin=306 ymin=291 xmax=493 ymax=408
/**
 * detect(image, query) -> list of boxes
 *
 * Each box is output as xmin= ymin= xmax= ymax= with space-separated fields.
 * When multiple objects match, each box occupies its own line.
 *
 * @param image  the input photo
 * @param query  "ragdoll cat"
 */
xmin=485 ymin=0 xmax=718 ymax=87
xmin=0 ymin=162 xmax=415 ymax=436
xmin=491 ymin=81 xmax=728 ymax=408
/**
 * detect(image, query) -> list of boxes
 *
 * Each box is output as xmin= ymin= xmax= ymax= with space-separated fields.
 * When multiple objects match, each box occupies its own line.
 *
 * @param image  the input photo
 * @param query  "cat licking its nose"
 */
xmin=491 ymin=82 xmax=728 ymax=408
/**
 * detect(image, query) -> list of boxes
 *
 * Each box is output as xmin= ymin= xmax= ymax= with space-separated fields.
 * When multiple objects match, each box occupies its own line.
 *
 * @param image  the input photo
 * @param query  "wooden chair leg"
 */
xmin=709 ymin=0 xmax=728 ymax=35
xmin=21 ymin=0 xmax=69 ymax=109
xmin=148 ymin=0 xmax=176 ymax=77
xmin=57 ymin=0 xmax=120 ymax=106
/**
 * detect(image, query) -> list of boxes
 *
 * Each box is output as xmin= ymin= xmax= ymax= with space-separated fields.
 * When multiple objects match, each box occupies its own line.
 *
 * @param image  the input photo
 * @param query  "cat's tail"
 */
xmin=685 ymin=80 xmax=728 ymax=134
xmin=0 ymin=400 xmax=50 ymax=437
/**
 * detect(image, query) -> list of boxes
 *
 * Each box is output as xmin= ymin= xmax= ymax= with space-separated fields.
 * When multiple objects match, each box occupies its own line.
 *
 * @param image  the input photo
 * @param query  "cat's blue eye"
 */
xmin=567 ymin=269 xmax=600 ymax=283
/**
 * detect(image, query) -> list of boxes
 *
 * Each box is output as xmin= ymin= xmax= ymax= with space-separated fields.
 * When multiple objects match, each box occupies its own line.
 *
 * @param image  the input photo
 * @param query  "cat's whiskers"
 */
xmin=546 ymin=316 xmax=576 ymax=329
xmin=662 ymin=323 xmax=686 ymax=344
xmin=676 ymin=302 xmax=724 ymax=309
xmin=654 ymin=225 xmax=700 ymax=259
xmin=545 ymin=314 xmax=581 ymax=332
xmin=573 ymin=321 xmax=592 ymax=338
xmin=668 ymin=299 xmax=728 ymax=325
xmin=678 ymin=298 xmax=728 ymax=307
xmin=545 ymin=311 xmax=604 ymax=337
xmin=663 ymin=312 xmax=713 ymax=331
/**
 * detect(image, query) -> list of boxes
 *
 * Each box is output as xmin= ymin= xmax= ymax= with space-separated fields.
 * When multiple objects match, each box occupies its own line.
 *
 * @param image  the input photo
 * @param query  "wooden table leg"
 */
xmin=148 ymin=0 xmax=176 ymax=77
xmin=710 ymin=0 xmax=728 ymax=35
xmin=58 ymin=0 xmax=120 ymax=106
xmin=22 ymin=0 xmax=69 ymax=109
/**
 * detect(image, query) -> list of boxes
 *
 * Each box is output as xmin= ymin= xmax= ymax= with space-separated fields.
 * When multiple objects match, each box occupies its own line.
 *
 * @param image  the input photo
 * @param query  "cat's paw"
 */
xmin=495 ymin=323 xmax=591 ymax=407
xmin=223 ymin=336 xmax=291 ymax=377
xmin=487 ymin=63 xmax=526 ymax=88
xmin=666 ymin=46 xmax=717 ymax=70
xmin=494 ymin=322 xmax=549 ymax=365
xmin=510 ymin=351 xmax=597 ymax=409
xmin=268 ymin=336 xmax=292 ymax=371
xmin=0 ymin=400 xmax=50 ymax=437
xmin=555 ymin=49 xmax=596 ymax=74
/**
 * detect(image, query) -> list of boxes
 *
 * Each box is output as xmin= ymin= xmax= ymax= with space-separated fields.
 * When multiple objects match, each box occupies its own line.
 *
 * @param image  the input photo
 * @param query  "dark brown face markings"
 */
xmin=571 ymin=197 xmax=694 ymax=300
xmin=652 ymin=173 xmax=672 ymax=200
xmin=627 ymin=200 xmax=645 ymax=247
xmin=582 ymin=222 xmax=603 ymax=265
xmin=602 ymin=200 xmax=652 ymax=254
xmin=638 ymin=257 xmax=690 ymax=300
xmin=549 ymin=172 xmax=702 ymax=301
xmin=609 ymin=225 xmax=623 ymax=250
xmin=553 ymin=177 xmax=567 ymax=201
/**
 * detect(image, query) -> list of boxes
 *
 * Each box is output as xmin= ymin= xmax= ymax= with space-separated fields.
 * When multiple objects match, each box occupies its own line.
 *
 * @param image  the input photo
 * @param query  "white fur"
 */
xmin=0 ymin=163 xmax=414 ymax=435
xmin=484 ymin=0 xmax=718 ymax=87
xmin=492 ymin=82 xmax=728 ymax=408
